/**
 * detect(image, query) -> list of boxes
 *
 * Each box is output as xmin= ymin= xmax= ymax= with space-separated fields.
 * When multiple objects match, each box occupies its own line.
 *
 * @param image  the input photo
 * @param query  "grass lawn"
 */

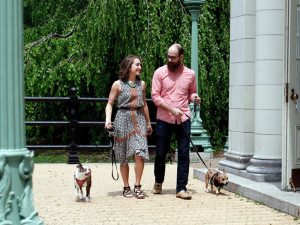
xmin=32 ymin=150 xmax=111 ymax=163
xmin=32 ymin=149 xmax=157 ymax=163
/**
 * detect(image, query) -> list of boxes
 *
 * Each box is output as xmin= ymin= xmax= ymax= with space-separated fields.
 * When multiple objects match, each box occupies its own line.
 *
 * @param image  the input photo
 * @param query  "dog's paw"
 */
xmin=76 ymin=196 xmax=81 ymax=202
xmin=86 ymin=197 xmax=90 ymax=202
xmin=205 ymin=189 xmax=209 ymax=193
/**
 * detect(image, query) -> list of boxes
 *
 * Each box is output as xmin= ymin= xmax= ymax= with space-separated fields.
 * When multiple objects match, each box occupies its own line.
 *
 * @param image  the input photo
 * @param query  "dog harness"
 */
xmin=75 ymin=170 xmax=91 ymax=187
xmin=75 ymin=177 xmax=87 ymax=187
xmin=210 ymin=172 xmax=223 ymax=187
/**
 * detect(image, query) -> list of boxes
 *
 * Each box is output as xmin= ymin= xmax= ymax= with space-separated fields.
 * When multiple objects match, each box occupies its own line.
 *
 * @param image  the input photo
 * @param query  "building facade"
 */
xmin=219 ymin=0 xmax=300 ymax=190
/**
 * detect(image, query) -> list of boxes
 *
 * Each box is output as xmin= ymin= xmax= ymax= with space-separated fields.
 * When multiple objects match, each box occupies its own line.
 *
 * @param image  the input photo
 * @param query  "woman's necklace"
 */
xmin=127 ymin=80 xmax=137 ymax=88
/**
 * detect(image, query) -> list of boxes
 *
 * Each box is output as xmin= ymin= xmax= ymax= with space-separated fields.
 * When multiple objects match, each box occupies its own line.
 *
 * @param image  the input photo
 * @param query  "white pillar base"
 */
xmin=219 ymin=153 xmax=282 ymax=182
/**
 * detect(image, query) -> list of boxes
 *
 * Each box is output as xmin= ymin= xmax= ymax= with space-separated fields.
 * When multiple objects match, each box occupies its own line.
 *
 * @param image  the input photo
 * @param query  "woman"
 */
xmin=105 ymin=55 xmax=152 ymax=199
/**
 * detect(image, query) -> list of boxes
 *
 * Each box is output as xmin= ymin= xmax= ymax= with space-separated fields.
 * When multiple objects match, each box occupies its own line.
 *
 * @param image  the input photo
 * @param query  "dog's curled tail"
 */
xmin=209 ymin=162 xmax=213 ymax=174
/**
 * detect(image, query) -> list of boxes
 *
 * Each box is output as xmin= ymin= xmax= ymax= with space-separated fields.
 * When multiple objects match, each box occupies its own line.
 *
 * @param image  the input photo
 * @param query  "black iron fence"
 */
xmin=25 ymin=87 xmax=156 ymax=164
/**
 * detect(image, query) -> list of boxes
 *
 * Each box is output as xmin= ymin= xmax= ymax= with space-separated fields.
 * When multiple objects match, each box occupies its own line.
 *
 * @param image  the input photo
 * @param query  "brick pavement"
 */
xmin=32 ymin=163 xmax=299 ymax=225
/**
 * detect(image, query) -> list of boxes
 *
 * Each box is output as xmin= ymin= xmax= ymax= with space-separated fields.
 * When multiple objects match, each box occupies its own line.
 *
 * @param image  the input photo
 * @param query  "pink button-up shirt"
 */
xmin=151 ymin=65 xmax=198 ymax=124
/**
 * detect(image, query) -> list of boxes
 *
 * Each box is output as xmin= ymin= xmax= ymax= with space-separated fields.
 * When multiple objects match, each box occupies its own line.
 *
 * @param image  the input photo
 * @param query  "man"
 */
xmin=151 ymin=44 xmax=201 ymax=199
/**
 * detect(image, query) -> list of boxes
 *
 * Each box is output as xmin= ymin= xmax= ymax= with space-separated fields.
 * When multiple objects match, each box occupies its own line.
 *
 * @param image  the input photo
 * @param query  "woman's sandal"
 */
xmin=134 ymin=185 xmax=145 ymax=199
xmin=123 ymin=187 xmax=133 ymax=198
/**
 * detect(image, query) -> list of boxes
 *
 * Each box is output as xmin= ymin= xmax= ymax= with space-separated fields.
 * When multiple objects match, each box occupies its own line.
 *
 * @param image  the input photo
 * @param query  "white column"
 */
xmin=219 ymin=0 xmax=256 ymax=174
xmin=245 ymin=0 xmax=284 ymax=181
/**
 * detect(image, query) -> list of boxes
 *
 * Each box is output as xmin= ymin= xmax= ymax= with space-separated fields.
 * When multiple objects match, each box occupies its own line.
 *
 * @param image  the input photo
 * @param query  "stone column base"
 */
xmin=218 ymin=151 xmax=252 ymax=178
xmin=219 ymin=151 xmax=252 ymax=171
xmin=219 ymin=151 xmax=282 ymax=182
xmin=245 ymin=158 xmax=281 ymax=182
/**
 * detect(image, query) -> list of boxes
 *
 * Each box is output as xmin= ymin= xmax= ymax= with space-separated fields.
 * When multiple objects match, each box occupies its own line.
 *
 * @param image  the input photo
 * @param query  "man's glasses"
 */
xmin=166 ymin=55 xmax=179 ymax=61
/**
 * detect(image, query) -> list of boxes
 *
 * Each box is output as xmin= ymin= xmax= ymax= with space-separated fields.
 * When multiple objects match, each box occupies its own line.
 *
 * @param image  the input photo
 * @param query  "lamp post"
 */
xmin=184 ymin=0 xmax=213 ymax=159
xmin=184 ymin=0 xmax=205 ymax=128
xmin=0 ymin=0 xmax=44 ymax=224
xmin=184 ymin=0 xmax=206 ymax=93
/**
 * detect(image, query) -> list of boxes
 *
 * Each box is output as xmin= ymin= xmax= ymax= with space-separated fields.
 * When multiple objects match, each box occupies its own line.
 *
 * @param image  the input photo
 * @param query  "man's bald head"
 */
xmin=168 ymin=44 xmax=184 ymax=56
xmin=167 ymin=44 xmax=184 ymax=72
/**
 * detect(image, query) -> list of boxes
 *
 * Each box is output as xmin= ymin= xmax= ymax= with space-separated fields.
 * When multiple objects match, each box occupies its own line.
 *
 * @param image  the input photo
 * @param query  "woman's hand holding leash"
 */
xmin=105 ymin=121 xmax=113 ymax=130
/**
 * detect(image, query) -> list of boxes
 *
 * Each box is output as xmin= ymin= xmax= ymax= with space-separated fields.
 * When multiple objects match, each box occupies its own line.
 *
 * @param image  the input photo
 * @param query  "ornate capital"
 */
xmin=184 ymin=0 xmax=206 ymax=12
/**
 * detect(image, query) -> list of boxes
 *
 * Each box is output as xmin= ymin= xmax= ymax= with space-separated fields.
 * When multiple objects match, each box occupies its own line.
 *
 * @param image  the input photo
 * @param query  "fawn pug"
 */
xmin=205 ymin=169 xmax=228 ymax=194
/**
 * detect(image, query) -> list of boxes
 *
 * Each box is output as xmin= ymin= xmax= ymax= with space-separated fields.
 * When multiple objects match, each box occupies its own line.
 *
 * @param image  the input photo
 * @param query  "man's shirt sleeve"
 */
xmin=151 ymin=69 xmax=165 ymax=107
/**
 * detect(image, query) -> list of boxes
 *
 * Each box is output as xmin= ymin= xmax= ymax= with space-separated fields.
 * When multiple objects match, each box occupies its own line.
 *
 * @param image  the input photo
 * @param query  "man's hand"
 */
xmin=171 ymin=107 xmax=184 ymax=119
xmin=195 ymin=96 xmax=201 ymax=106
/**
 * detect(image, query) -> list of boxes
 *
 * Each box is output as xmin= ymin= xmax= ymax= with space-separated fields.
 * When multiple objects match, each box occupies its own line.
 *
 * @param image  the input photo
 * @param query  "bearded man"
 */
xmin=151 ymin=44 xmax=201 ymax=199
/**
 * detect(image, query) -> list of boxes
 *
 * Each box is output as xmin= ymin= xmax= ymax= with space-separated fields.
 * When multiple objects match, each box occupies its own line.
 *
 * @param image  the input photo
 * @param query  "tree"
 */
xmin=24 ymin=0 xmax=229 ymax=151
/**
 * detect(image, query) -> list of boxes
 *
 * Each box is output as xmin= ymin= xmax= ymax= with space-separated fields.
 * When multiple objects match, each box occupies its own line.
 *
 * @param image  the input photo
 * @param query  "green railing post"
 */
xmin=0 ymin=0 xmax=44 ymax=224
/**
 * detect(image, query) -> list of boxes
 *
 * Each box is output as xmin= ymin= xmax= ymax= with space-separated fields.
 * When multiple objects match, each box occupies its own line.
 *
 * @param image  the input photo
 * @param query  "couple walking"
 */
xmin=105 ymin=44 xmax=201 ymax=200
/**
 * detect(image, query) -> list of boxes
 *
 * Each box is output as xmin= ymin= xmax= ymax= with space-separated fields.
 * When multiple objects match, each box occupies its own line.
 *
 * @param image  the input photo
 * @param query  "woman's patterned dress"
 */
xmin=113 ymin=80 xmax=149 ymax=166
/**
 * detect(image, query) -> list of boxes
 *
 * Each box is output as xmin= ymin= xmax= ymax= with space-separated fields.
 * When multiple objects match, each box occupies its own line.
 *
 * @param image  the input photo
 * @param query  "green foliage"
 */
xmin=24 ymin=0 xmax=229 ymax=152
xmin=198 ymin=0 xmax=230 ymax=151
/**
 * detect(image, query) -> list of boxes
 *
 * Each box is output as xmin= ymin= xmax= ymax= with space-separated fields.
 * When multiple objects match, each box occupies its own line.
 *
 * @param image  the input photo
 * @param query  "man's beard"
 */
xmin=167 ymin=59 xmax=182 ymax=72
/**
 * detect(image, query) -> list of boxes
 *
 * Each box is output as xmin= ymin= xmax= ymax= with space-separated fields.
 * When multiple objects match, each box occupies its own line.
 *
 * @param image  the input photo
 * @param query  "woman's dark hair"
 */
xmin=119 ymin=55 xmax=142 ymax=82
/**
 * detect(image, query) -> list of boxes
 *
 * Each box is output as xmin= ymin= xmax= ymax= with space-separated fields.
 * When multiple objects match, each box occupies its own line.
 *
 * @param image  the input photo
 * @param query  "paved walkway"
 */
xmin=32 ymin=162 xmax=299 ymax=225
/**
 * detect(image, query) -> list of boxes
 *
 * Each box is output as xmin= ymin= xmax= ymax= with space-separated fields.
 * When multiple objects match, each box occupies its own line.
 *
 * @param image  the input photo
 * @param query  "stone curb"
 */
xmin=194 ymin=168 xmax=300 ymax=217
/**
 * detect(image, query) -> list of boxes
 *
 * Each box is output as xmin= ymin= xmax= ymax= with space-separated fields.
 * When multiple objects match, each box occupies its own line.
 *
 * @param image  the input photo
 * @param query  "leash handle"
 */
xmin=194 ymin=97 xmax=197 ymax=114
xmin=194 ymin=96 xmax=201 ymax=118
xmin=107 ymin=127 xmax=115 ymax=137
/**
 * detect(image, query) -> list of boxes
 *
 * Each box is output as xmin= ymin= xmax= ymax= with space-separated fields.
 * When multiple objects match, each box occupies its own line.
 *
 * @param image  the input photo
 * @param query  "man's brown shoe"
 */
xmin=152 ymin=182 xmax=162 ymax=194
xmin=176 ymin=190 xmax=192 ymax=200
